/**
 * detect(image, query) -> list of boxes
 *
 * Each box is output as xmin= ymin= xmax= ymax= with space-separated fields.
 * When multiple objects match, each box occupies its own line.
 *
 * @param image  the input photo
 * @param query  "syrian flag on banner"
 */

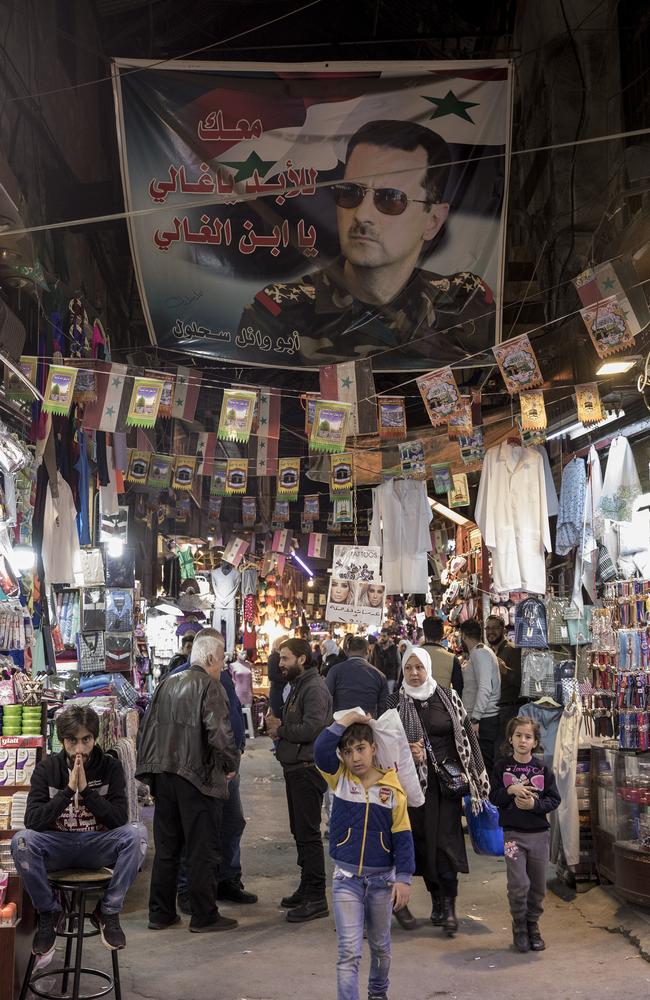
xmin=172 ymin=367 xmax=202 ymax=421
xmin=308 ymin=533 xmax=328 ymax=559
xmin=80 ymin=362 xmax=127 ymax=432
xmin=319 ymin=361 xmax=377 ymax=437
xmin=254 ymin=387 xmax=281 ymax=477
xmin=196 ymin=432 xmax=218 ymax=476
xmin=272 ymin=529 xmax=293 ymax=554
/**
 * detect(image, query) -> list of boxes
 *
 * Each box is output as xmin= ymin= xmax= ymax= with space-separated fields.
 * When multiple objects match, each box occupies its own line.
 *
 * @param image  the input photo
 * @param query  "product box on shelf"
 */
xmin=0 ymin=748 xmax=16 ymax=785
xmin=15 ymin=748 xmax=36 ymax=785
xmin=0 ymin=735 xmax=44 ymax=749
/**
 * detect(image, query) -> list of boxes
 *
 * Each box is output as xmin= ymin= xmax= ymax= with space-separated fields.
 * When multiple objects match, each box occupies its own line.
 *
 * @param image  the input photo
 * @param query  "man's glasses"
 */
xmin=331 ymin=182 xmax=430 ymax=216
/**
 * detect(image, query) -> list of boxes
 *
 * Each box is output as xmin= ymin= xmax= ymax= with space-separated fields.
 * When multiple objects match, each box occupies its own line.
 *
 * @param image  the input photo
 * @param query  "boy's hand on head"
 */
xmin=392 ymin=882 xmax=410 ymax=911
xmin=339 ymin=711 xmax=371 ymax=728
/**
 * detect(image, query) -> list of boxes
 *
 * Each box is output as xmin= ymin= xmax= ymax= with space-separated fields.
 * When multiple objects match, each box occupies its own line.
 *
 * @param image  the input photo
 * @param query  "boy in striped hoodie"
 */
xmin=314 ymin=711 xmax=415 ymax=1000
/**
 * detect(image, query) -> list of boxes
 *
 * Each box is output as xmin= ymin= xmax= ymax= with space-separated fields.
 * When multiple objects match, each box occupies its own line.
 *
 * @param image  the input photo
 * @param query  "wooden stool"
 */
xmin=19 ymin=868 xmax=121 ymax=1000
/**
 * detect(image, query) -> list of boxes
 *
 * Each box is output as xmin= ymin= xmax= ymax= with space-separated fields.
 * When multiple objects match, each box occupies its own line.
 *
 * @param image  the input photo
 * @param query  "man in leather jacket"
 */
xmin=266 ymin=638 xmax=332 ymax=923
xmin=136 ymin=630 xmax=239 ymax=933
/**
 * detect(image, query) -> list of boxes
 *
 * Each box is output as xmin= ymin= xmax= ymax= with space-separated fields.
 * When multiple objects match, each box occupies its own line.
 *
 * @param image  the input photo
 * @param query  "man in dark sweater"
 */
xmin=325 ymin=636 xmax=388 ymax=718
xmin=485 ymin=615 xmax=525 ymax=743
xmin=12 ymin=705 xmax=144 ymax=955
xmin=266 ymin=638 xmax=332 ymax=923
xmin=370 ymin=629 xmax=401 ymax=693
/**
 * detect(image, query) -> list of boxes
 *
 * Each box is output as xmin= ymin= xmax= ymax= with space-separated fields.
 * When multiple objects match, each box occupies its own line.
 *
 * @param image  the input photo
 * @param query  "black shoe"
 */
xmin=90 ymin=904 xmax=126 ymax=950
xmin=189 ymin=914 xmax=239 ymax=933
xmin=147 ymin=914 xmax=181 ymax=930
xmin=512 ymin=920 xmax=530 ymax=952
xmin=32 ymin=911 xmax=64 ymax=955
xmin=441 ymin=897 xmax=458 ymax=937
xmin=430 ymin=896 xmax=444 ymax=926
xmin=393 ymin=905 xmax=417 ymax=930
xmin=177 ymin=894 xmax=191 ymax=915
xmin=280 ymin=888 xmax=306 ymax=908
xmin=368 ymin=995 xmax=388 ymax=1000
xmin=217 ymin=880 xmax=258 ymax=904
xmin=527 ymin=921 xmax=546 ymax=951
xmin=286 ymin=899 xmax=329 ymax=923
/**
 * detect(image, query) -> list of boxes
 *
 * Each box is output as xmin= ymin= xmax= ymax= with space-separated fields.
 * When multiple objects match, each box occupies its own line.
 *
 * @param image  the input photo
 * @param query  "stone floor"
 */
xmin=38 ymin=738 xmax=650 ymax=999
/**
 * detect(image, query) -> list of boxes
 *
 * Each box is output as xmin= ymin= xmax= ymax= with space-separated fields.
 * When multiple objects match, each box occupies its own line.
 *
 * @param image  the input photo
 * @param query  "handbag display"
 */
xmin=105 ymin=632 xmax=132 ymax=672
xmin=77 ymin=632 xmax=106 ymax=674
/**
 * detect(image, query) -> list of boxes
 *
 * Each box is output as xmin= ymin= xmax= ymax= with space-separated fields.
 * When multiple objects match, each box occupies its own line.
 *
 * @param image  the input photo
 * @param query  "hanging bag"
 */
xmin=463 ymin=796 xmax=505 ymax=856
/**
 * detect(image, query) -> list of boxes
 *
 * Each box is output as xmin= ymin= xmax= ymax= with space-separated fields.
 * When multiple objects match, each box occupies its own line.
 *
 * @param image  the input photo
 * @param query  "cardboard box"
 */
xmin=0 ymin=750 xmax=16 ymax=786
xmin=15 ymin=748 xmax=36 ymax=785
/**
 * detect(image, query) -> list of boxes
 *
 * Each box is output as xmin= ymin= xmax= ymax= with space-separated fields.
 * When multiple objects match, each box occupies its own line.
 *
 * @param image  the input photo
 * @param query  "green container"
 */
xmin=2 ymin=706 xmax=22 ymax=716
xmin=2 ymin=727 xmax=22 ymax=735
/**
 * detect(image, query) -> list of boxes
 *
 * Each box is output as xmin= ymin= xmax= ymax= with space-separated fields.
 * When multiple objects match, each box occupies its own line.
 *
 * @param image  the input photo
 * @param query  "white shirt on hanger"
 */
xmin=42 ymin=473 xmax=82 ymax=586
xmin=369 ymin=479 xmax=432 ymax=595
xmin=211 ymin=565 xmax=241 ymax=608
xmin=475 ymin=442 xmax=551 ymax=595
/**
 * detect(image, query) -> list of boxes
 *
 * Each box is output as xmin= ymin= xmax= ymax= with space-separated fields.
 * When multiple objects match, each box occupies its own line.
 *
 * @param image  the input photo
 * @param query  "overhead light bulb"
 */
xmin=107 ymin=537 xmax=124 ymax=559
xmin=307 ymin=579 xmax=314 ymax=588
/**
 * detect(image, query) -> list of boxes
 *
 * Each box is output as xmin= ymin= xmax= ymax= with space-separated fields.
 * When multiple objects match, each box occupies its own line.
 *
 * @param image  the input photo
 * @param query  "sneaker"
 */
xmin=147 ymin=914 xmax=181 ymax=930
xmin=189 ymin=914 xmax=238 ymax=933
xmin=216 ymin=880 xmax=258 ymax=904
xmin=90 ymin=904 xmax=126 ymax=950
xmin=32 ymin=911 xmax=64 ymax=956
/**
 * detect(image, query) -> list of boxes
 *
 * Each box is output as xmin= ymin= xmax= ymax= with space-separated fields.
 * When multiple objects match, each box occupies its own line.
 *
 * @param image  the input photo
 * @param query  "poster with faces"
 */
xmin=326 ymin=544 xmax=385 ymax=626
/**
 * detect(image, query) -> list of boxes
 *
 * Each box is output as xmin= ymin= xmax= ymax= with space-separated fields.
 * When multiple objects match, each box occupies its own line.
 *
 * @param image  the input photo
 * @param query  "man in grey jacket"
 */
xmin=459 ymin=619 xmax=501 ymax=776
xmin=136 ymin=631 xmax=239 ymax=934
xmin=266 ymin=638 xmax=332 ymax=923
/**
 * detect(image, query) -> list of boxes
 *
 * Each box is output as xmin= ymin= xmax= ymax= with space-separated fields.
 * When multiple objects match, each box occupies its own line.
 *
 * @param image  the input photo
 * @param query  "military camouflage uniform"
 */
xmin=237 ymin=258 xmax=495 ymax=370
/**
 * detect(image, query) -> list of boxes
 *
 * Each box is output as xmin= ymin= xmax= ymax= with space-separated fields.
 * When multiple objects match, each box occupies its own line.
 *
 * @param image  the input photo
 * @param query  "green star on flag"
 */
xmin=423 ymin=90 xmax=479 ymax=123
xmin=602 ymin=276 xmax=615 ymax=290
xmin=221 ymin=151 xmax=277 ymax=183
xmin=340 ymin=376 xmax=353 ymax=389
xmin=260 ymin=416 xmax=268 ymax=425
xmin=111 ymin=377 xmax=122 ymax=388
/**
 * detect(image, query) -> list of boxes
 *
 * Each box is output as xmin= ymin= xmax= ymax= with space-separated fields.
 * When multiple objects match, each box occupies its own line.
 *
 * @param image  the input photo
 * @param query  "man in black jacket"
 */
xmin=266 ymin=638 xmax=332 ymax=923
xmin=136 ymin=630 xmax=239 ymax=934
xmin=371 ymin=629 xmax=401 ymax=692
xmin=12 ymin=705 xmax=144 ymax=955
xmin=325 ymin=636 xmax=388 ymax=718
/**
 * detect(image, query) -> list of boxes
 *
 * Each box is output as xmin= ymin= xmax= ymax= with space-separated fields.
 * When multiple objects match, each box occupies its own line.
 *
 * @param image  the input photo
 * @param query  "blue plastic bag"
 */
xmin=463 ymin=797 xmax=504 ymax=856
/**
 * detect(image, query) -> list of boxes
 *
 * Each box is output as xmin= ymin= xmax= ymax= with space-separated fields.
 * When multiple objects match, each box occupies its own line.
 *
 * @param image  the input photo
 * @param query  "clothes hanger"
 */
xmin=533 ymin=694 xmax=561 ymax=707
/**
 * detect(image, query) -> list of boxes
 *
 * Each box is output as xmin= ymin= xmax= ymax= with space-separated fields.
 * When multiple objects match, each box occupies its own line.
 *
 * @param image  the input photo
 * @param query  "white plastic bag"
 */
xmin=333 ymin=707 xmax=425 ymax=808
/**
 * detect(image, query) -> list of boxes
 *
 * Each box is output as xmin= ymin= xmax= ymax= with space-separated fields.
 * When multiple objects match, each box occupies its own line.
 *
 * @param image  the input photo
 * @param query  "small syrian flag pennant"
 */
xmin=80 ymin=362 xmax=127 ymax=433
xmin=319 ymin=360 xmax=377 ymax=437
xmin=196 ymin=432 xmax=218 ymax=477
xmin=172 ymin=366 xmax=202 ymax=421
xmin=307 ymin=533 xmax=328 ymax=559
xmin=254 ymin=387 xmax=281 ymax=477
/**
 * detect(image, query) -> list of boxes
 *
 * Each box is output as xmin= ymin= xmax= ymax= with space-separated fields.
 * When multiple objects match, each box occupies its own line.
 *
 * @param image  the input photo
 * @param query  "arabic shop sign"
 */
xmin=113 ymin=60 xmax=512 ymax=371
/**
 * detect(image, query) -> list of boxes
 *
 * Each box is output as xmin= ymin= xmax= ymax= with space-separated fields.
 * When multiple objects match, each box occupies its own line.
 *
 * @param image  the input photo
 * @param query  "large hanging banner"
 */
xmin=326 ymin=545 xmax=385 ymax=626
xmin=113 ymin=60 xmax=512 ymax=371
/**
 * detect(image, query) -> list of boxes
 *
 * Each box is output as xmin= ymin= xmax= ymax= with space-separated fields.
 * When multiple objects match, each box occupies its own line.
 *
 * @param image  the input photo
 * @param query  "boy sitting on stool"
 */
xmin=11 ymin=705 xmax=145 ymax=955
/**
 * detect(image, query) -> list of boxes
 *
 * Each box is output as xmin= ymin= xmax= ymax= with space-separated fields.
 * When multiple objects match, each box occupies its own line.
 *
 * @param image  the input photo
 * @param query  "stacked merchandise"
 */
xmin=0 ymin=704 xmax=41 ymax=736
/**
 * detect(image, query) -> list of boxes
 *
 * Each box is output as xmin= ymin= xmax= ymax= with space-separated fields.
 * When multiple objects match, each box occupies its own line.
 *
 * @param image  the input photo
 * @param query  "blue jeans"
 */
xmin=11 ymin=825 xmax=147 ymax=914
xmin=332 ymin=869 xmax=394 ymax=1000
xmin=178 ymin=773 xmax=246 ymax=896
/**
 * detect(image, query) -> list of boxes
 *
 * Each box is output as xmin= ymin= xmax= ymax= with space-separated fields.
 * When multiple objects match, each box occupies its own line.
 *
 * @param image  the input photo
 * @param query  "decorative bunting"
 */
xmin=172 ymin=366 xmax=202 ymax=421
xmin=172 ymin=455 xmax=197 ymax=491
xmin=147 ymin=454 xmax=173 ymax=489
xmin=4 ymin=356 xmax=37 ymax=401
xmin=272 ymin=529 xmax=293 ymax=554
xmin=519 ymin=389 xmax=547 ymax=431
xmin=208 ymin=497 xmax=222 ymax=521
xmin=210 ymin=461 xmax=228 ymax=496
xmin=196 ymin=432 xmax=218 ymax=477
xmin=147 ymin=370 xmax=175 ymax=418
xmin=399 ymin=439 xmax=426 ymax=479
xmin=273 ymin=499 xmax=290 ymax=522
xmin=377 ymin=396 xmax=407 ymax=440
xmin=72 ymin=360 xmax=97 ymax=404
xmin=417 ymin=368 xmax=461 ymax=427
xmin=459 ymin=428 xmax=485 ymax=466
xmin=225 ymin=458 xmax=248 ymax=495
xmin=304 ymin=392 xmax=320 ymax=435
xmin=80 ymin=361 xmax=127 ymax=432
xmin=574 ymin=259 xmax=649 ymax=358
xmin=516 ymin=416 xmax=546 ymax=447
xmin=222 ymin=536 xmax=249 ymax=568
xmin=218 ymin=388 xmax=257 ymax=443
xmin=42 ymin=364 xmax=77 ymax=415
xmin=431 ymin=463 xmax=454 ymax=496
xmin=492 ymin=334 xmax=543 ymax=394
xmin=447 ymin=398 xmax=473 ymax=440
xmin=175 ymin=496 xmax=191 ymax=525
xmin=308 ymin=532 xmax=328 ymax=558
xmin=310 ymin=400 xmax=352 ymax=453
xmin=242 ymin=497 xmax=257 ymax=527
xmin=575 ymin=383 xmax=604 ymax=425
xmin=303 ymin=495 xmax=320 ymax=521
xmin=126 ymin=377 xmax=164 ymax=427
xmin=277 ymin=457 xmax=301 ymax=500
xmin=126 ymin=450 xmax=151 ymax=484
xmin=330 ymin=452 xmax=354 ymax=495
xmin=319 ymin=360 xmax=377 ymax=437
xmin=334 ymin=498 xmax=353 ymax=523
xmin=448 ymin=473 xmax=470 ymax=508
xmin=254 ymin=387 xmax=281 ymax=477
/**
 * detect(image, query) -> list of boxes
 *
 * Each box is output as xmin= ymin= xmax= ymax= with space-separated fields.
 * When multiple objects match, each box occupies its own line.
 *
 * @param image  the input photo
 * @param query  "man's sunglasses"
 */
xmin=331 ymin=182 xmax=430 ymax=216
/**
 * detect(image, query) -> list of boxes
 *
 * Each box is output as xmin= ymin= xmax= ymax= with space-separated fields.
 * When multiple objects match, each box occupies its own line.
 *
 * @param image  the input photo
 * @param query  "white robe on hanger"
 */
xmin=369 ymin=479 xmax=432 ymax=595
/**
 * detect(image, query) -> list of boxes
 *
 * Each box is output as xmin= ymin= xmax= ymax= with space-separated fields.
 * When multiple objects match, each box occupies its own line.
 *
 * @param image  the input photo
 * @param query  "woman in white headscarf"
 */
xmin=387 ymin=646 xmax=490 ymax=937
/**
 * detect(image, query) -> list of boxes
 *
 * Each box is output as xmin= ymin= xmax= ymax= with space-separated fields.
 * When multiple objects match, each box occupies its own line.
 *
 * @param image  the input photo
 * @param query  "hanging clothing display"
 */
xmin=42 ymin=473 xmax=81 ymax=586
xmin=571 ymin=446 xmax=604 ymax=609
xmin=551 ymin=700 xmax=582 ymax=868
xmin=178 ymin=547 xmax=196 ymax=580
xmin=519 ymin=701 xmax=564 ymax=769
xmin=369 ymin=479 xmax=432 ymax=595
xmin=474 ymin=442 xmax=551 ymax=595
xmin=241 ymin=566 xmax=259 ymax=597
xmin=534 ymin=444 xmax=559 ymax=517
xmin=211 ymin=564 xmax=241 ymax=652
xmin=599 ymin=434 xmax=641 ymax=522
xmin=555 ymin=457 xmax=586 ymax=555
xmin=617 ymin=493 xmax=650 ymax=578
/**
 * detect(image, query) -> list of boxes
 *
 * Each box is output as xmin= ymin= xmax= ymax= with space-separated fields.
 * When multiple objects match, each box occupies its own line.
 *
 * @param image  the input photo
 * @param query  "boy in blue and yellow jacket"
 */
xmin=314 ymin=711 xmax=415 ymax=1000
